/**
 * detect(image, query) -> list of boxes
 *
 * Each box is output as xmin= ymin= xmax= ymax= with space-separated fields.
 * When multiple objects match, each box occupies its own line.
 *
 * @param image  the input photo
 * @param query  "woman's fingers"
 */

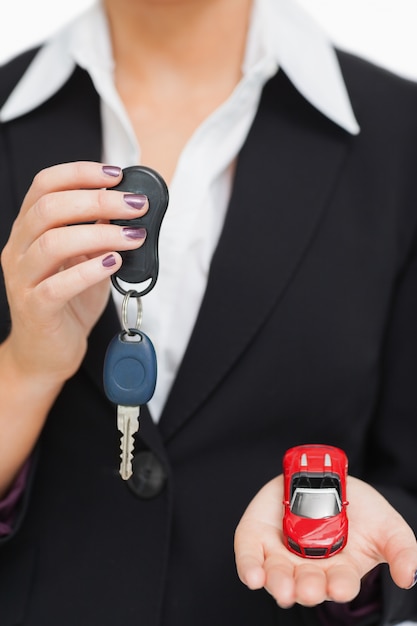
xmin=346 ymin=478 xmax=417 ymax=590
xmin=378 ymin=518 xmax=417 ymax=590
xmin=262 ymin=549 xmax=360 ymax=607
xmin=234 ymin=521 xmax=267 ymax=589
xmin=20 ymin=161 xmax=124 ymax=214
xmin=14 ymin=188 xmax=148 ymax=250
xmin=325 ymin=562 xmax=361 ymax=602
xmin=0 ymin=161 xmax=151 ymax=383
xmin=2 ymin=160 xmax=149 ymax=299
xmin=16 ymin=222 xmax=146 ymax=287
xmin=264 ymin=559 xmax=296 ymax=607
xmin=32 ymin=252 xmax=123 ymax=312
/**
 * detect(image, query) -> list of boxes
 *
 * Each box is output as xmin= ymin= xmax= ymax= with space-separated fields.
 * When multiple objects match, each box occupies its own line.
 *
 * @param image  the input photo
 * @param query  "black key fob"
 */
xmin=110 ymin=166 xmax=169 ymax=296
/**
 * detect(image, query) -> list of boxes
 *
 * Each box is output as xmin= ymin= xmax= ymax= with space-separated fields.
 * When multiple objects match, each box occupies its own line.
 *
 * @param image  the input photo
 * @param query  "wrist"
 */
xmin=0 ymin=333 xmax=77 ymax=393
xmin=0 ymin=337 xmax=65 ymax=495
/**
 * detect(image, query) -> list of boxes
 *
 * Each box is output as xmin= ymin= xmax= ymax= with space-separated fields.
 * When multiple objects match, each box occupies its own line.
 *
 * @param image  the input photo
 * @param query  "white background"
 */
xmin=0 ymin=0 xmax=417 ymax=80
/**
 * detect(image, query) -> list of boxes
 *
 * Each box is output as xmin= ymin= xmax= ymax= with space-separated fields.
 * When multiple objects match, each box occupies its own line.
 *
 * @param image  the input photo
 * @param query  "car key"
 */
xmin=110 ymin=165 xmax=169 ymax=297
xmin=103 ymin=328 xmax=157 ymax=480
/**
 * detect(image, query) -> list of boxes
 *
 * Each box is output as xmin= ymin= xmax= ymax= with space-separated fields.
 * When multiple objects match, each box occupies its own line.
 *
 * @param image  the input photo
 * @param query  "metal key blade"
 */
xmin=117 ymin=405 xmax=140 ymax=480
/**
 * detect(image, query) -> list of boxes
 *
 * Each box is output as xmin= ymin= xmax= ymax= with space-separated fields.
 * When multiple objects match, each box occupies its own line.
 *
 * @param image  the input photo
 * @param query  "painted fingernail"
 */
xmin=409 ymin=570 xmax=417 ymax=589
xmin=123 ymin=194 xmax=147 ymax=210
xmin=122 ymin=227 xmax=147 ymax=240
xmin=102 ymin=254 xmax=117 ymax=268
xmin=102 ymin=165 xmax=122 ymax=177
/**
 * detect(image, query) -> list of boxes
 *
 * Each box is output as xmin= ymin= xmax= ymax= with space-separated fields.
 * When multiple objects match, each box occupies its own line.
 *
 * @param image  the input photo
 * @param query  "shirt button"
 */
xmin=128 ymin=451 xmax=167 ymax=499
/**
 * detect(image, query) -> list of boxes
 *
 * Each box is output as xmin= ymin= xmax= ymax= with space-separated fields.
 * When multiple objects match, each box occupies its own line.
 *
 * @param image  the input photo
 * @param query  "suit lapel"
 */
xmin=159 ymin=69 xmax=352 ymax=440
xmin=4 ymin=65 xmax=103 ymax=202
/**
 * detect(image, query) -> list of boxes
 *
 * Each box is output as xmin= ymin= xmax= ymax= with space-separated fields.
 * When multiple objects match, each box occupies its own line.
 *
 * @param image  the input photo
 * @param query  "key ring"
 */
xmin=121 ymin=290 xmax=143 ymax=335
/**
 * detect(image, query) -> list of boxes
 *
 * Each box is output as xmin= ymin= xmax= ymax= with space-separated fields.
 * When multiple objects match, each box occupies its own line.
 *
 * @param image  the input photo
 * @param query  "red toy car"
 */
xmin=282 ymin=444 xmax=348 ymax=558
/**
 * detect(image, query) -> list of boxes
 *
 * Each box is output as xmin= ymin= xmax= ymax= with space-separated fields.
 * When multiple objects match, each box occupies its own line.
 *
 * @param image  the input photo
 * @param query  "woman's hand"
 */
xmin=1 ymin=161 xmax=148 ymax=386
xmin=235 ymin=475 xmax=417 ymax=608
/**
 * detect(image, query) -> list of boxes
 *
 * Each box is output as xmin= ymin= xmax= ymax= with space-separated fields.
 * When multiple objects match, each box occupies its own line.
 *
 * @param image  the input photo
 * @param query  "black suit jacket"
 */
xmin=1 ymin=49 xmax=417 ymax=626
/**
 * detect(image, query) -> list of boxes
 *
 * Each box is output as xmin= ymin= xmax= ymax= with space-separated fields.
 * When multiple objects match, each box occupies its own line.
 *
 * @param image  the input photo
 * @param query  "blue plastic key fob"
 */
xmin=110 ymin=165 xmax=169 ymax=297
xmin=103 ymin=329 xmax=157 ymax=406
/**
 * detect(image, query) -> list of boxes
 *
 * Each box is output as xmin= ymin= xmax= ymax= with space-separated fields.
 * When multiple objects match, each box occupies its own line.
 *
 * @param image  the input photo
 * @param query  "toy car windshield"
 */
xmin=290 ymin=487 xmax=342 ymax=519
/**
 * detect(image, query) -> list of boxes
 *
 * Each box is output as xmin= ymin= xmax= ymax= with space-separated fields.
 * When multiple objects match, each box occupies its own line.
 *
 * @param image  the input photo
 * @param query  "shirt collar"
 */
xmin=0 ymin=0 xmax=359 ymax=134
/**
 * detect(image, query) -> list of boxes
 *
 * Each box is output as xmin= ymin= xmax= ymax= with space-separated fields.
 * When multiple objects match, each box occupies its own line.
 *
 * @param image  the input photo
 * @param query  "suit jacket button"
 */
xmin=128 ymin=451 xmax=167 ymax=499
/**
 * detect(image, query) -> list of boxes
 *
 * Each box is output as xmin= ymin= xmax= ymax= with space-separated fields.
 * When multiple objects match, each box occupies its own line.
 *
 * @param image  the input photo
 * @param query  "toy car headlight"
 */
xmin=287 ymin=537 xmax=302 ymax=554
xmin=329 ymin=537 xmax=345 ymax=554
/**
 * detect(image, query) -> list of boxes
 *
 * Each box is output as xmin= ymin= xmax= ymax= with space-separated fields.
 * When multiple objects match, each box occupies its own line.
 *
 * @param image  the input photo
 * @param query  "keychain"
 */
xmin=103 ymin=293 xmax=157 ymax=480
xmin=103 ymin=166 xmax=169 ymax=480
xmin=110 ymin=165 xmax=169 ymax=296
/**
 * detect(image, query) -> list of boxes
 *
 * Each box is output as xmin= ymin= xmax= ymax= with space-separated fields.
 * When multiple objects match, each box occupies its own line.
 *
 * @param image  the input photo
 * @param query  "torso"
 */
xmin=116 ymin=72 xmax=242 ymax=183
xmin=107 ymin=0 xmax=253 ymax=183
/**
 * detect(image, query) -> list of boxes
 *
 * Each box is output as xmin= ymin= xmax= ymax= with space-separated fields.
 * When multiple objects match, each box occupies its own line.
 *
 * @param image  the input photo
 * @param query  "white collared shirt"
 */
xmin=0 ymin=0 xmax=359 ymax=421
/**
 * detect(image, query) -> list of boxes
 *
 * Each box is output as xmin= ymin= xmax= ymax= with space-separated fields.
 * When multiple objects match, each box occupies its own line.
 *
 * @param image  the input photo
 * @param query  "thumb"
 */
xmin=380 ymin=515 xmax=417 ymax=589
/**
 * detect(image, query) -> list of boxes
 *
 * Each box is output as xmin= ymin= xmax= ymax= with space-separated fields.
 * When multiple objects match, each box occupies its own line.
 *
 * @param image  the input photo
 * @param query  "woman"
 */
xmin=0 ymin=0 xmax=416 ymax=624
